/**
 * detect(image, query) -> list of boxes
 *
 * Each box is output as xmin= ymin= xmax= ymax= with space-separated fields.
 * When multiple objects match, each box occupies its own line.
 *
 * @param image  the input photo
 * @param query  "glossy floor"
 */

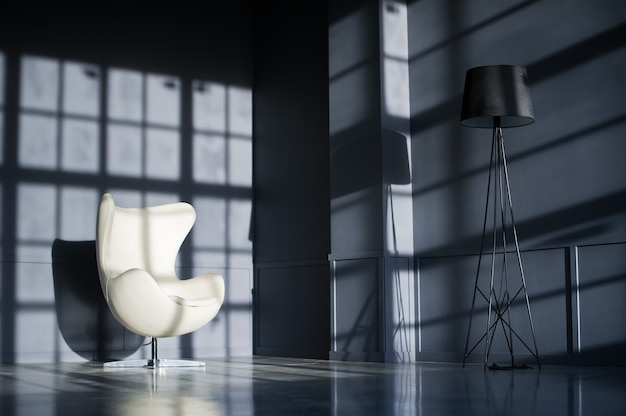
xmin=0 ymin=357 xmax=625 ymax=415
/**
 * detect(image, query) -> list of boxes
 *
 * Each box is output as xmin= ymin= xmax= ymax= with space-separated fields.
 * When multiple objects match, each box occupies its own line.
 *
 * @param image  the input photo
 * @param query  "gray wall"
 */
xmin=409 ymin=0 xmax=626 ymax=365
xmin=2 ymin=0 xmax=623 ymax=366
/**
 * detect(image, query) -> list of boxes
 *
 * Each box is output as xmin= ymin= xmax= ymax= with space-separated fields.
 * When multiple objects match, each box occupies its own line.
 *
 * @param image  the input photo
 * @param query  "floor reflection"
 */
xmin=0 ymin=358 xmax=624 ymax=415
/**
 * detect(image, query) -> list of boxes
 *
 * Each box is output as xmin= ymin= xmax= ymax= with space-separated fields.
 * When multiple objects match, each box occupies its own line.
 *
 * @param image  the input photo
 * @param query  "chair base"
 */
xmin=103 ymin=358 xmax=206 ymax=369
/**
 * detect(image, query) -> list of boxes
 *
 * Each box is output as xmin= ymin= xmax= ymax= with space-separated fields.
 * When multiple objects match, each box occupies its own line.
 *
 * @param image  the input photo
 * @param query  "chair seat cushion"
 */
xmin=168 ymin=295 xmax=221 ymax=308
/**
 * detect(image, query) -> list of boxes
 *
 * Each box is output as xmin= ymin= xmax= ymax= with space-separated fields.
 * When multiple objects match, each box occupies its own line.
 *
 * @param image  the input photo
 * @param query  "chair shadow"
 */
xmin=51 ymin=239 xmax=144 ymax=361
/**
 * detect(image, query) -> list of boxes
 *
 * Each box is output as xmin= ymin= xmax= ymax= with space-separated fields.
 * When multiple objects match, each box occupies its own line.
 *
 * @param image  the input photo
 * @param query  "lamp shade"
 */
xmin=460 ymin=65 xmax=534 ymax=128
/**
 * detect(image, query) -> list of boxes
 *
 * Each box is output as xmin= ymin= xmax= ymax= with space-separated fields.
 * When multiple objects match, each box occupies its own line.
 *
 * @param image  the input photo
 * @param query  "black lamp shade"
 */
xmin=460 ymin=65 xmax=534 ymax=128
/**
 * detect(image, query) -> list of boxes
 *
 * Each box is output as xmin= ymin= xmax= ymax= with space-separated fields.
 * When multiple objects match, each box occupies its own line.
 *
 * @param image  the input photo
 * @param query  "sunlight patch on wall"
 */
xmin=60 ymin=187 xmax=99 ymax=241
xmin=5 ymin=52 xmax=253 ymax=362
xmin=19 ymin=114 xmax=57 ymax=169
xmin=61 ymin=119 xmax=99 ymax=173
xmin=107 ymin=124 xmax=142 ymax=177
xmin=147 ymin=74 xmax=180 ymax=127
xmin=193 ymin=81 xmax=226 ymax=132
xmin=17 ymin=183 xmax=57 ymax=242
xmin=194 ymin=133 xmax=226 ymax=184
xmin=108 ymin=69 xmax=143 ymax=121
xmin=229 ymin=136 xmax=252 ymax=187
xmin=63 ymin=62 xmax=100 ymax=117
xmin=382 ymin=0 xmax=410 ymax=119
xmin=146 ymin=127 xmax=180 ymax=180
xmin=20 ymin=56 xmax=59 ymax=111
xmin=193 ymin=196 xmax=227 ymax=251
xmin=228 ymin=87 xmax=252 ymax=137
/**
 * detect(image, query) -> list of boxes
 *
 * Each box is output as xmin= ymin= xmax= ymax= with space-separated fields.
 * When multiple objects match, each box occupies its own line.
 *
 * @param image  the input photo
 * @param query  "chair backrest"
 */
xmin=96 ymin=193 xmax=196 ymax=295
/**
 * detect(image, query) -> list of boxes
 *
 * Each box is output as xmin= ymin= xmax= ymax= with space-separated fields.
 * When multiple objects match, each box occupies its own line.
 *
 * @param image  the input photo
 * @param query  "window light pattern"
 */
xmin=3 ymin=53 xmax=253 ymax=363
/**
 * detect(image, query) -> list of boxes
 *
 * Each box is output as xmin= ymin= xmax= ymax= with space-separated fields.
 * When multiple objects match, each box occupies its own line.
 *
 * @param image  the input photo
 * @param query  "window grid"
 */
xmin=4 ymin=53 xmax=252 ymax=362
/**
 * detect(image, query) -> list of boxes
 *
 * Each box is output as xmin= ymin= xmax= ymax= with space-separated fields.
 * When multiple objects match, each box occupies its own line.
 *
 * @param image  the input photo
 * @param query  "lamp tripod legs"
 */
xmin=463 ymin=124 xmax=540 ymax=370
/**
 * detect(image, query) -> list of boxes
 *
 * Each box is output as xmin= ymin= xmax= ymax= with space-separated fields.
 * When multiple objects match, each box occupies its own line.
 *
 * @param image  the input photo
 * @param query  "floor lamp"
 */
xmin=460 ymin=65 xmax=540 ymax=370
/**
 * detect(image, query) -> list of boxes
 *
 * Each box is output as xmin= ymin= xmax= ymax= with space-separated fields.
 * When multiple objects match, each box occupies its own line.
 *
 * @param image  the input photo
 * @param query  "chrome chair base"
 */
xmin=104 ymin=359 xmax=206 ymax=369
xmin=102 ymin=337 xmax=205 ymax=369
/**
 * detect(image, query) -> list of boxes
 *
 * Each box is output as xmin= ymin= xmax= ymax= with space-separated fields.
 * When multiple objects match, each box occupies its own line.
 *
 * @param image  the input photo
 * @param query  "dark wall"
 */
xmin=253 ymin=1 xmax=331 ymax=357
xmin=409 ymin=0 xmax=626 ymax=365
xmin=253 ymin=2 xmax=330 ymax=264
xmin=0 ymin=7 xmax=252 ymax=84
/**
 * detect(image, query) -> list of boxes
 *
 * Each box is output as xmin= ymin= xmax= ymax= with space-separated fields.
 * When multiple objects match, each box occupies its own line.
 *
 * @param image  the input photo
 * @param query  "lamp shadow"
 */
xmin=51 ymin=239 xmax=144 ymax=361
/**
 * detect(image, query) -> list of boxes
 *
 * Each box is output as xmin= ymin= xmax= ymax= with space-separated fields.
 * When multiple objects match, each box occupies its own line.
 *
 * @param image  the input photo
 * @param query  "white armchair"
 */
xmin=96 ymin=192 xmax=225 ymax=368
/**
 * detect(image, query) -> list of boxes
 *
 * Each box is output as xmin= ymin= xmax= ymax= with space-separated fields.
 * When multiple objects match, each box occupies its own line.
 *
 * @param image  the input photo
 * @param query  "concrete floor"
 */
xmin=0 ymin=356 xmax=625 ymax=415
